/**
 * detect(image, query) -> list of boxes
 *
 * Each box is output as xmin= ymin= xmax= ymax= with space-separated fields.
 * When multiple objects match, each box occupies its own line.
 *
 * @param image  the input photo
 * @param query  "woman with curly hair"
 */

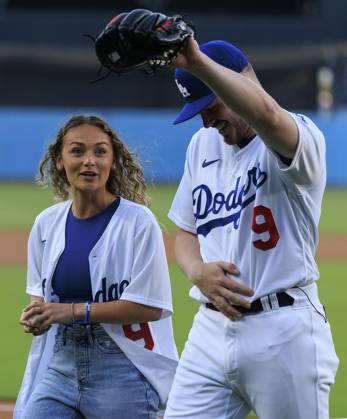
xmin=15 ymin=115 xmax=178 ymax=419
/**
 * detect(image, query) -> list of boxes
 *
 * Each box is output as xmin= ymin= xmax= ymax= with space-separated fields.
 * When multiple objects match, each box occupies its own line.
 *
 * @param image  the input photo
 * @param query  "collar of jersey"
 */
xmin=230 ymin=135 xmax=260 ymax=155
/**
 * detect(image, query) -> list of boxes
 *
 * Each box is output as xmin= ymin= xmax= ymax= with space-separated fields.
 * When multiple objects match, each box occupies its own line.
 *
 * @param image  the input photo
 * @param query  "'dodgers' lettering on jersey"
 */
xmin=193 ymin=164 xmax=267 ymax=236
xmin=94 ymin=277 xmax=130 ymax=302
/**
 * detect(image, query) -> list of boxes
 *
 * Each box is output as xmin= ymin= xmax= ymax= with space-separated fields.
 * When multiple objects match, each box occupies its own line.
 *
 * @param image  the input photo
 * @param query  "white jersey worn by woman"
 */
xmin=15 ymin=198 xmax=178 ymax=418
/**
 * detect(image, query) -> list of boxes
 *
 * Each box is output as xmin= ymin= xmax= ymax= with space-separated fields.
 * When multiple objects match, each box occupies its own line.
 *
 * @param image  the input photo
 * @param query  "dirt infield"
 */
xmin=0 ymin=400 xmax=15 ymax=419
xmin=0 ymin=230 xmax=346 ymax=266
xmin=0 ymin=401 xmax=13 ymax=419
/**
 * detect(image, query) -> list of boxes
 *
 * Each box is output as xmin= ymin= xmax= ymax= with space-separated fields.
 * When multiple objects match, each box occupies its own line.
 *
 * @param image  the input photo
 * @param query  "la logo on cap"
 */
xmin=175 ymin=79 xmax=191 ymax=98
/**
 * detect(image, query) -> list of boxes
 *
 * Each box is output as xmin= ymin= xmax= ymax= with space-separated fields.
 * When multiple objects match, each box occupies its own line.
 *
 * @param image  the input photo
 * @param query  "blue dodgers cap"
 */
xmin=173 ymin=40 xmax=249 ymax=124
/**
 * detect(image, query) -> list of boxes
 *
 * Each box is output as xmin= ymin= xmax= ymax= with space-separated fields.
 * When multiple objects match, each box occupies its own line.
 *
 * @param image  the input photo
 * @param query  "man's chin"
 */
xmin=218 ymin=129 xmax=237 ymax=145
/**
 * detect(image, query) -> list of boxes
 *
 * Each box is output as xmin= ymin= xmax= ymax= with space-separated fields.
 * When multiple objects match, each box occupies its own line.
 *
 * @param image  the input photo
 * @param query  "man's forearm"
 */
xmin=174 ymin=229 xmax=203 ymax=282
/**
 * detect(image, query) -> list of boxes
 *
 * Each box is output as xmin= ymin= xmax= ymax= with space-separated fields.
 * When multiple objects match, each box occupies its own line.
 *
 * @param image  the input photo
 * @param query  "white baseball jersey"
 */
xmin=14 ymin=198 xmax=178 ymax=419
xmin=169 ymin=112 xmax=326 ymax=302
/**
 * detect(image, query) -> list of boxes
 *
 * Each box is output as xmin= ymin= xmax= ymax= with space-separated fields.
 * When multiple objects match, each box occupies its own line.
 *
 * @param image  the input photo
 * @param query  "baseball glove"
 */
xmin=94 ymin=9 xmax=195 ymax=75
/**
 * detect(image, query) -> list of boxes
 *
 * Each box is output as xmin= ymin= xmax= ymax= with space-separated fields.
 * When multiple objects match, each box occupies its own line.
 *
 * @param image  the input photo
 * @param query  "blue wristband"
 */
xmin=85 ymin=301 xmax=91 ymax=324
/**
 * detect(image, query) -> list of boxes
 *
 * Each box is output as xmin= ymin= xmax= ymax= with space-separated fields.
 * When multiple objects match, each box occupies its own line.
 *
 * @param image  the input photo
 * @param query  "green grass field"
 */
xmin=0 ymin=183 xmax=346 ymax=233
xmin=0 ymin=183 xmax=346 ymax=417
xmin=1 ymin=262 xmax=346 ymax=416
xmin=0 ymin=182 xmax=178 ymax=231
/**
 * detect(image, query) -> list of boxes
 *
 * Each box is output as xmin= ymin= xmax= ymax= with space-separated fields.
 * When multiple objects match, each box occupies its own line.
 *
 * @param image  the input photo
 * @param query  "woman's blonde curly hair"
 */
xmin=38 ymin=115 xmax=150 ymax=206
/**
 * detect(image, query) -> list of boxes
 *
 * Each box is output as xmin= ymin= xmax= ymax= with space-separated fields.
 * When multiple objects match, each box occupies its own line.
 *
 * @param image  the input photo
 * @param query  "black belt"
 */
xmin=205 ymin=292 xmax=294 ymax=315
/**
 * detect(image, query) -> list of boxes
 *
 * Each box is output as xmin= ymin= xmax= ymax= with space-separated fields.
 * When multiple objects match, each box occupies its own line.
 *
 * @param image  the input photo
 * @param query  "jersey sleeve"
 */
xmin=269 ymin=113 xmax=326 ymax=190
xmin=26 ymin=216 xmax=44 ymax=297
xmin=120 ymin=212 xmax=173 ymax=318
xmin=168 ymin=141 xmax=197 ymax=233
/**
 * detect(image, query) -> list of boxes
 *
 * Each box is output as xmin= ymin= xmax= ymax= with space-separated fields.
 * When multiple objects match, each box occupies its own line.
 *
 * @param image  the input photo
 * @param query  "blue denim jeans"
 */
xmin=24 ymin=324 xmax=160 ymax=418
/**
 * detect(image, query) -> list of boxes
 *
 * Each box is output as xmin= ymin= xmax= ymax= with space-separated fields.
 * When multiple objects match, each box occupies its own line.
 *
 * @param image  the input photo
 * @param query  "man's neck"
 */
xmin=237 ymin=134 xmax=256 ymax=149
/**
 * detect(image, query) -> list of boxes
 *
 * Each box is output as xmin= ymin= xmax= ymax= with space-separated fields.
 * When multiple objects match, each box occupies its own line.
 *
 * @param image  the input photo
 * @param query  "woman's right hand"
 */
xmin=21 ymin=322 xmax=50 ymax=336
xmin=20 ymin=297 xmax=51 ymax=336
xmin=20 ymin=314 xmax=50 ymax=336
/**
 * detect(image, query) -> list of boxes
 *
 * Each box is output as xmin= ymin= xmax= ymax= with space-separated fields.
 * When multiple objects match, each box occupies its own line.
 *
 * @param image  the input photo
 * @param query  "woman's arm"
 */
xmin=20 ymin=299 xmax=162 ymax=332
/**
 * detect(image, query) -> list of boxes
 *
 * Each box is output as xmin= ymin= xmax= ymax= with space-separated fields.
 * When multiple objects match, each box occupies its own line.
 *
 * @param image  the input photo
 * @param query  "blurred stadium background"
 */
xmin=0 ymin=1 xmax=346 ymax=418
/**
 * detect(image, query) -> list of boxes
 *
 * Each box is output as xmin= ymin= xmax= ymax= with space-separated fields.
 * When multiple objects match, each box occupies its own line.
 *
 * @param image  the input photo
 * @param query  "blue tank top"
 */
xmin=52 ymin=197 xmax=120 ymax=303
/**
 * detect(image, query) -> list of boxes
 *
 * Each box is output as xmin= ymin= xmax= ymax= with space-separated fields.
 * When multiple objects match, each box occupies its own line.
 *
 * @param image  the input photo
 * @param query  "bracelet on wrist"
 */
xmin=85 ymin=301 xmax=91 ymax=324
xmin=71 ymin=302 xmax=75 ymax=324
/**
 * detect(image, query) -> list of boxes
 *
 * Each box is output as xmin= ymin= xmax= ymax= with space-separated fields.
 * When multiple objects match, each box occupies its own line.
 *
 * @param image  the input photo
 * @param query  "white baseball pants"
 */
xmin=165 ymin=284 xmax=339 ymax=419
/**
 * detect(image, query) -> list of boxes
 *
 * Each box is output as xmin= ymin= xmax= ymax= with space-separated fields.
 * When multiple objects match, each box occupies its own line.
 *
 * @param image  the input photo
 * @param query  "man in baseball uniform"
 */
xmin=164 ymin=38 xmax=339 ymax=418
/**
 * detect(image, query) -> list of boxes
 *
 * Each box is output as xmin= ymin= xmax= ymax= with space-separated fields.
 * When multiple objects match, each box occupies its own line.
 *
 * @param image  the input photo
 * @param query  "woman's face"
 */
xmin=57 ymin=124 xmax=115 ymax=196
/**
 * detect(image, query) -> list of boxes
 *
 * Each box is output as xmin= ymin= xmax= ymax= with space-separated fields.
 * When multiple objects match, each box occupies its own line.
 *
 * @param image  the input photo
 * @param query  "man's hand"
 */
xmin=189 ymin=260 xmax=254 ymax=320
xmin=170 ymin=36 xmax=202 ymax=70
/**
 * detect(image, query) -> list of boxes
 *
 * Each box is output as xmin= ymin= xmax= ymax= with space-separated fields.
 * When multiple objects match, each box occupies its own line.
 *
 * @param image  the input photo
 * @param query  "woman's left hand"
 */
xmin=20 ymin=300 xmax=72 ymax=331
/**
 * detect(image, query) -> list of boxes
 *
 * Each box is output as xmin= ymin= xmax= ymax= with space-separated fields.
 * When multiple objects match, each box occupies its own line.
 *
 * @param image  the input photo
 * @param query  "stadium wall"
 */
xmin=1 ymin=107 xmax=346 ymax=185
